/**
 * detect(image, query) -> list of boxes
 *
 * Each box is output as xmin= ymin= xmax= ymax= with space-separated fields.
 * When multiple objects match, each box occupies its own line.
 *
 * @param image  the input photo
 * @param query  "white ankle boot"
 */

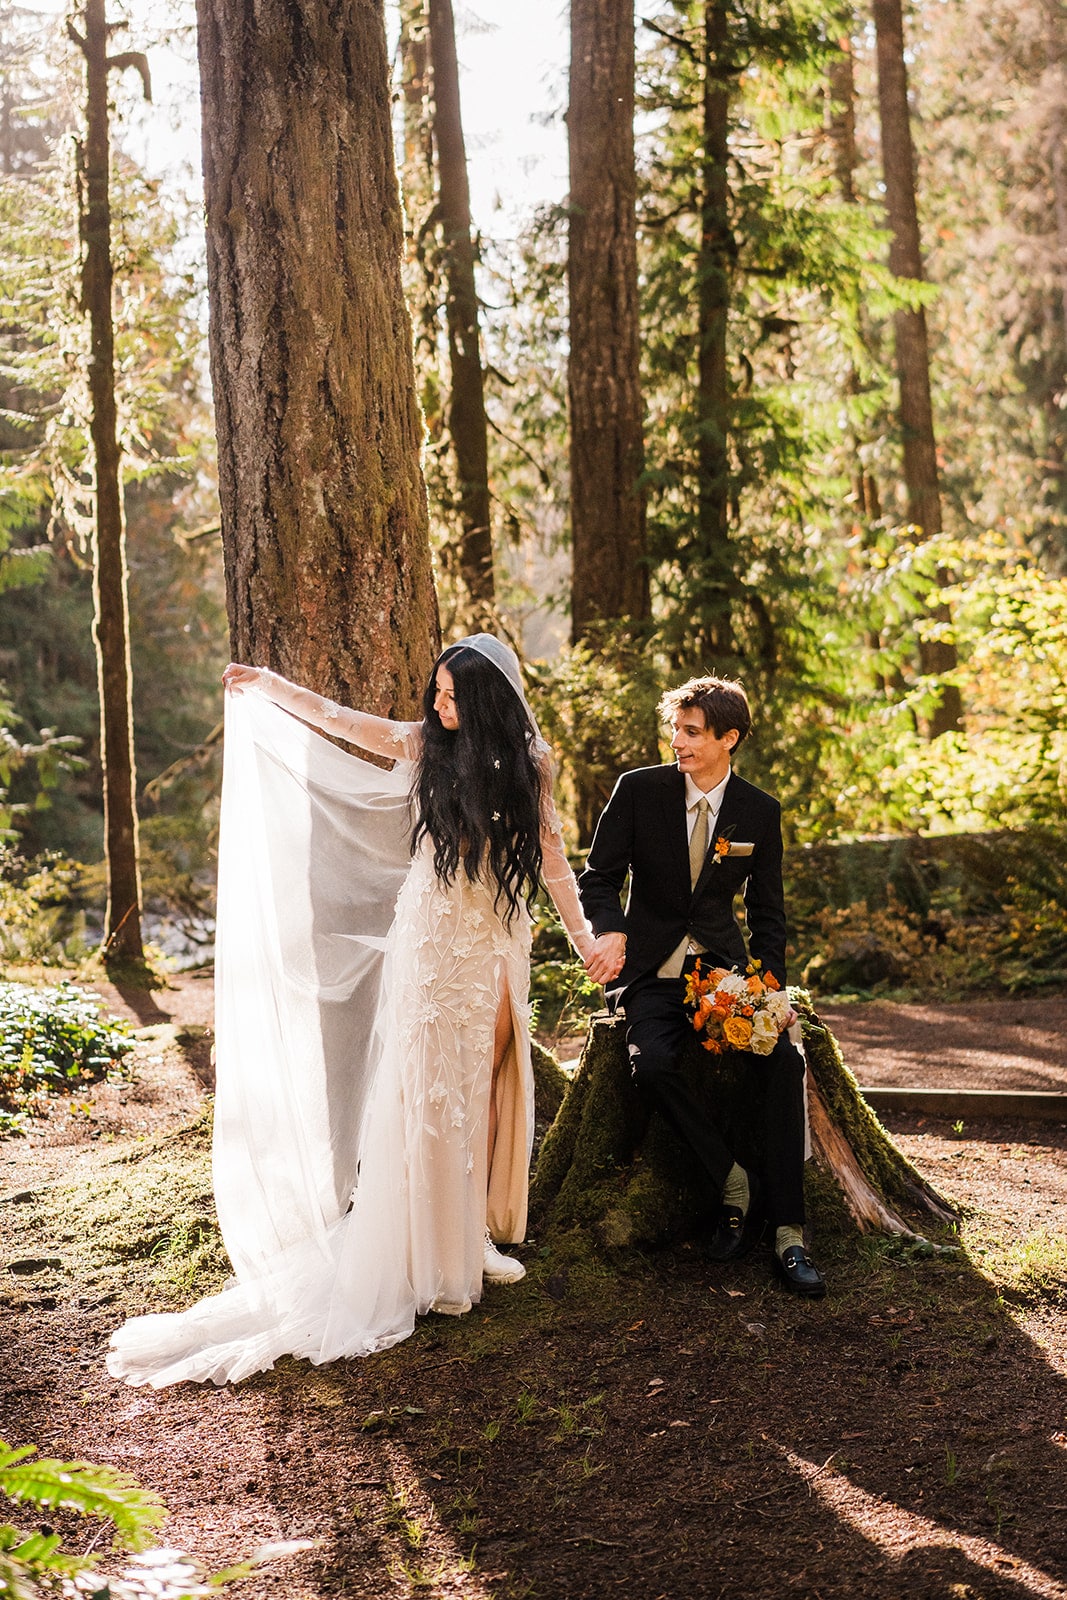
xmin=484 ymin=1227 xmax=525 ymax=1284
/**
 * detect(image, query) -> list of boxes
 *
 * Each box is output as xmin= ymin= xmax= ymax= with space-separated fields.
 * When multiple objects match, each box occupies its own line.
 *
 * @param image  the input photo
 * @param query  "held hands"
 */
xmin=584 ymin=931 xmax=627 ymax=987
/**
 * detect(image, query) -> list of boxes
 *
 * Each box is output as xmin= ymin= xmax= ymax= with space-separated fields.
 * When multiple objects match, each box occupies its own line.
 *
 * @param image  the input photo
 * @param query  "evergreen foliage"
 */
xmin=0 ymin=31 xmax=225 ymax=870
xmin=0 ymin=0 xmax=1066 ymax=888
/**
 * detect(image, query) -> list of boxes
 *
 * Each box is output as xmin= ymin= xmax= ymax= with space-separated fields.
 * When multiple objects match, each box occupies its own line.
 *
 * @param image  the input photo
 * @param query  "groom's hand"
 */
xmin=585 ymin=932 xmax=627 ymax=987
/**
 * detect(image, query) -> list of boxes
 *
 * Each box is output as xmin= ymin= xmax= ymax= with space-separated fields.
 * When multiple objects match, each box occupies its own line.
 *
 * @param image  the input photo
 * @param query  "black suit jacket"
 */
xmin=577 ymin=764 xmax=788 ymax=992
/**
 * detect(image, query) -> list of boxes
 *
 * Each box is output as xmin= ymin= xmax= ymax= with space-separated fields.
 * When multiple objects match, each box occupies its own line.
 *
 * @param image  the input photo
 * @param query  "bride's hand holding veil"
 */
xmin=222 ymin=662 xmax=262 ymax=694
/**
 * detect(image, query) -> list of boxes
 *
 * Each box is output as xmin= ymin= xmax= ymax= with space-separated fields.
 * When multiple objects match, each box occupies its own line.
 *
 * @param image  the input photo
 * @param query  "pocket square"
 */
xmin=725 ymin=842 xmax=755 ymax=856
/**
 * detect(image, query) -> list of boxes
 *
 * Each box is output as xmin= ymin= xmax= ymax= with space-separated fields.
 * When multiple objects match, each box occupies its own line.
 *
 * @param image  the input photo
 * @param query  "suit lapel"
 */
xmin=691 ymin=771 xmax=742 ymax=898
xmin=656 ymin=766 xmax=691 ymax=889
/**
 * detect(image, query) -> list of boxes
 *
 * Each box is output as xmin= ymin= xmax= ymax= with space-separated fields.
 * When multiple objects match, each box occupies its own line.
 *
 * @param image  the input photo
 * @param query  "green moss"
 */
xmin=797 ymin=995 xmax=951 ymax=1221
xmin=532 ymin=1004 xmax=953 ymax=1254
xmin=30 ymin=1101 xmax=229 ymax=1312
xmin=531 ymin=1041 xmax=568 ymax=1146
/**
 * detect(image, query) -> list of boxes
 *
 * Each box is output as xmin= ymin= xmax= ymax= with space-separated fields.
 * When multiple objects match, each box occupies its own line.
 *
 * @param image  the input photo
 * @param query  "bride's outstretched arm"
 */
xmin=537 ymin=753 xmax=598 ymax=967
xmin=222 ymin=663 xmax=422 ymax=762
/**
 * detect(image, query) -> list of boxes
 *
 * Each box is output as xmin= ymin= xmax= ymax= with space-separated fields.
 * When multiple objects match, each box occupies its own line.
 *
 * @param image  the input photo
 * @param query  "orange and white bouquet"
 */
xmin=683 ymin=959 xmax=791 ymax=1056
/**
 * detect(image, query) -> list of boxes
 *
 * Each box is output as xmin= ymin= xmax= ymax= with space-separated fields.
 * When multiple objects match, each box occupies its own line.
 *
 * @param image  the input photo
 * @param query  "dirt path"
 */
xmin=821 ymin=995 xmax=1067 ymax=1093
xmin=3 ymin=974 xmax=1067 ymax=1599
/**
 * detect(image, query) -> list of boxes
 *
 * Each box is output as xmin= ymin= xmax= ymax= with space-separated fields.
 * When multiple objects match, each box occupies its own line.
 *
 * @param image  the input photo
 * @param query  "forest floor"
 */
xmin=2 ymin=970 xmax=1067 ymax=1600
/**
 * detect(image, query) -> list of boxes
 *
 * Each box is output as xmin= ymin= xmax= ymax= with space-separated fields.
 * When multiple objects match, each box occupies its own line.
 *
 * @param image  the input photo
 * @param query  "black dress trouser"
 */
xmin=621 ymin=967 xmax=807 ymax=1227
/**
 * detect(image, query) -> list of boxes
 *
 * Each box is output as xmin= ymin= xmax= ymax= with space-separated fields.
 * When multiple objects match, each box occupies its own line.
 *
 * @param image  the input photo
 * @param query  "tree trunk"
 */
xmin=1049 ymin=76 xmax=1067 ymax=362
xmin=531 ymin=1004 xmax=955 ymax=1253
xmin=828 ymin=32 xmax=890 ymax=688
xmin=566 ymin=0 xmax=656 ymax=846
xmin=196 ymin=0 xmax=439 ymax=715
xmin=872 ymin=0 xmax=962 ymax=737
xmin=75 ymin=0 xmax=143 ymax=965
xmin=427 ymin=0 xmax=495 ymax=631
xmin=828 ymin=37 xmax=868 ymax=515
xmin=567 ymin=0 xmax=649 ymax=640
xmin=695 ymin=0 xmax=735 ymax=661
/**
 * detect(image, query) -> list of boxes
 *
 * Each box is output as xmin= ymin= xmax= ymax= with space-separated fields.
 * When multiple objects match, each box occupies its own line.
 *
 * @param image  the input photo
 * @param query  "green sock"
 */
xmin=775 ymin=1225 xmax=805 ymax=1258
xmin=721 ymin=1163 xmax=749 ymax=1214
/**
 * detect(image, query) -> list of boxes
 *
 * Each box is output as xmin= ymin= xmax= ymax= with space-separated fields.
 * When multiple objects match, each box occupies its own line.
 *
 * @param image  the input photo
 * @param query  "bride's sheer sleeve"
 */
xmin=247 ymin=668 xmax=423 ymax=763
xmin=537 ymin=751 xmax=595 ymax=962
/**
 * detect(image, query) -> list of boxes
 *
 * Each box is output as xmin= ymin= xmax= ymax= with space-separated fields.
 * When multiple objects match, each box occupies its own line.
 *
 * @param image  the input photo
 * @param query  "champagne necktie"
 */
xmin=658 ymin=797 xmax=710 ymax=979
xmin=689 ymin=796 xmax=710 ymax=889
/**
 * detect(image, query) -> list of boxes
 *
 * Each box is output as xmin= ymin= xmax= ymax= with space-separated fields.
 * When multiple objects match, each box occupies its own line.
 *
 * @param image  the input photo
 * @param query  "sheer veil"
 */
xmin=211 ymin=692 xmax=412 ymax=1286
xmin=446 ymin=633 xmax=550 ymax=756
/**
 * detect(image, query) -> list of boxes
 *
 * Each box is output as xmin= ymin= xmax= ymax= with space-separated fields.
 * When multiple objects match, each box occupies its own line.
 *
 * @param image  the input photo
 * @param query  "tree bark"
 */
xmin=695 ymin=0 xmax=735 ymax=660
xmin=828 ymin=37 xmax=871 ymax=514
xmin=427 ymin=0 xmax=495 ymax=630
xmin=872 ymin=0 xmax=962 ymax=736
xmin=75 ymin=0 xmax=143 ymax=964
xmin=566 ymin=0 xmax=656 ymax=847
xmin=567 ymin=0 xmax=649 ymax=640
xmin=828 ymin=31 xmax=890 ymax=689
xmin=196 ymin=0 xmax=439 ymax=715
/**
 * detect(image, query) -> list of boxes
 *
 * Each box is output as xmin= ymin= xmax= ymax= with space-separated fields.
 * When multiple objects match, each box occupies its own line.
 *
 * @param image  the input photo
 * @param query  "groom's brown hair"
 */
xmin=658 ymin=675 xmax=752 ymax=748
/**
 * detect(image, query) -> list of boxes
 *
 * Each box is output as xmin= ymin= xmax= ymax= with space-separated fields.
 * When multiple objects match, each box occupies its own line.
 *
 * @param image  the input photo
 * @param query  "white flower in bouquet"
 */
xmin=749 ymin=1011 xmax=780 ymax=1056
xmin=715 ymin=972 xmax=747 ymax=998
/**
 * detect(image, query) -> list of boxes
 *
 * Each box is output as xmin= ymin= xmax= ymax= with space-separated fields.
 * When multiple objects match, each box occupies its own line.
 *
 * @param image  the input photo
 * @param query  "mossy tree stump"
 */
xmin=530 ymin=999 xmax=954 ymax=1252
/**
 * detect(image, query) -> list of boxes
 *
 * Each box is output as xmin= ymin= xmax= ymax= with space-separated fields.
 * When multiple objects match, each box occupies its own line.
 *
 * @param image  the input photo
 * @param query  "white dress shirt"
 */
xmin=684 ymin=768 xmax=731 ymax=850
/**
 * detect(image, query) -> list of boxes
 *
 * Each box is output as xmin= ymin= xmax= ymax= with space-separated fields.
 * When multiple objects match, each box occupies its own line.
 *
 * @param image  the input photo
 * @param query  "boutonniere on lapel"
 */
xmin=710 ymin=823 xmax=736 ymax=866
xmin=710 ymin=824 xmax=756 ymax=864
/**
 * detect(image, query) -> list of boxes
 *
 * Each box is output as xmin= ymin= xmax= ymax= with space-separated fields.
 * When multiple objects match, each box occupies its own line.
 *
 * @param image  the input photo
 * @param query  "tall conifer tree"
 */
xmin=196 ymin=0 xmax=438 ymax=711
xmin=872 ymin=0 xmax=962 ymax=736
xmin=69 ymin=0 xmax=150 ymax=964
xmin=427 ymin=0 xmax=494 ymax=629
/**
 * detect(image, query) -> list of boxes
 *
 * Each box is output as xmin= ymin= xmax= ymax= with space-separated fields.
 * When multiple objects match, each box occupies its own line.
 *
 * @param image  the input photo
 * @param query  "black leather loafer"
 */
xmin=705 ymin=1173 xmax=763 ymax=1263
xmin=773 ymin=1245 xmax=827 ymax=1298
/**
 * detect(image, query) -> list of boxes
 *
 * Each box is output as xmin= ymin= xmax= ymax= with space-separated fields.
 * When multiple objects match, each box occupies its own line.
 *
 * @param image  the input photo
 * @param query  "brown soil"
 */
xmin=820 ymin=996 xmax=1067 ymax=1093
xmin=3 ymin=975 xmax=1067 ymax=1599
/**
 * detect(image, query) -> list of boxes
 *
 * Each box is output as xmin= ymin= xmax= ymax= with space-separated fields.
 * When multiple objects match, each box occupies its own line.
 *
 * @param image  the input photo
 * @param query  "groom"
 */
xmin=579 ymin=674 xmax=826 ymax=1297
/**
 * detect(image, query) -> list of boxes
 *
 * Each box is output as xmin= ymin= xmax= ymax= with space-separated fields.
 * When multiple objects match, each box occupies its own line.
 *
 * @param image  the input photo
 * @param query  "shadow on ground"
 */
xmin=2 ymin=1113 xmax=1067 ymax=1599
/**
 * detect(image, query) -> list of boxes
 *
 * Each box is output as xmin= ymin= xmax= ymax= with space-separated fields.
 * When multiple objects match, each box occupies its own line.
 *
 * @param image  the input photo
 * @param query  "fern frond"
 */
xmin=0 ymin=1446 xmax=165 ymax=1552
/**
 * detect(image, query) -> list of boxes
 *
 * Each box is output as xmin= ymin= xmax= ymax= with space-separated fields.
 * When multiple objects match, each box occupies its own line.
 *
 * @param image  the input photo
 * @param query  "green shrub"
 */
xmin=0 ymin=980 xmax=132 ymax=1132
xmin=529 ymin=892 xmax=601 ymax=1041
xmin=0 ymin=848 xmax=96 ymax=965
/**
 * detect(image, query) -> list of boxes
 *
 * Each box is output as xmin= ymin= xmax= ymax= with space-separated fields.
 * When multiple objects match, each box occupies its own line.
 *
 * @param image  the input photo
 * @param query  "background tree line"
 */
xmin=1 ymin=0 xmax=1066 ymax=934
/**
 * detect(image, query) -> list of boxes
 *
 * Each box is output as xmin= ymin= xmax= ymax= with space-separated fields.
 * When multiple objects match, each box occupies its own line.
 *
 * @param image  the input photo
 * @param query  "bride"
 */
xmin=108 ymin=634 xmax=616 ymax=1388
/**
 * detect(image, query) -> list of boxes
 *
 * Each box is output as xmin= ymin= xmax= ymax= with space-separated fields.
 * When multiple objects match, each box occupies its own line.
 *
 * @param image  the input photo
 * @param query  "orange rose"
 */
xmin=723 ymin=1015 xmax=753 ymax=1049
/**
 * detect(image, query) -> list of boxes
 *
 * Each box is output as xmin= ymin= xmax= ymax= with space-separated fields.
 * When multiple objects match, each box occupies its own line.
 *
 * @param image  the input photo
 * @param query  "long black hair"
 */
xmin=411 ymin=645 xmax=544 ymax=925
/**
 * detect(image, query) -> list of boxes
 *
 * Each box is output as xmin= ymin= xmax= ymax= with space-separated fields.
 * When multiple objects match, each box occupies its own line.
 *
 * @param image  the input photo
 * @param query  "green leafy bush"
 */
xmin=0 ymin=850 xmax=96 ymax=965
xmin=0 ymin=981 xmax=132 ymax=1131
xmin=788 ymin=827 xmax=1067 ymax=997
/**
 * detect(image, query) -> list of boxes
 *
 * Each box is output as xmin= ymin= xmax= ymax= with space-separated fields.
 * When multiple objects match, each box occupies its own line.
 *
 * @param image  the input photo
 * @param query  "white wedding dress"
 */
xmin=108 ymin=678 xmax=592 ymax=1388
